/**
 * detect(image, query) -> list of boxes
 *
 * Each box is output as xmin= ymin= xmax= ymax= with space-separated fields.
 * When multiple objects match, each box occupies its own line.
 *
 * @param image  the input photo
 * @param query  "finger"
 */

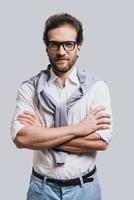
xmin=96 ymin=124 xmax=110 ymax=130
xmin=17 ymin=114 xmax=35 ymax=122
xmin=96 ymin=112 xmax=111 ymax=119
xmin=23 ymin=111 xmax=36 ymax=119
xmin=20 ymin=121 xmax=30 ymax=126
xmin=17 ymin=117 xmax=33 ymax=125
xmin=91 ymin=106 xmax=105 ymax=115
xmin=96 ymin=118 xmax=111 ymax=125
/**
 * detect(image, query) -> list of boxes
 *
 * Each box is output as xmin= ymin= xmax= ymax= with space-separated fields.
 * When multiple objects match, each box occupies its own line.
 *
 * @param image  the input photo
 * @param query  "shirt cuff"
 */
xmin=96 ymin=130 xmax=113 ymax=144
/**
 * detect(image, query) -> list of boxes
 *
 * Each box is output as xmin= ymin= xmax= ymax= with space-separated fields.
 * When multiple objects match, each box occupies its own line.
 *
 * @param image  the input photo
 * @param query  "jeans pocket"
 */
xmin=27 ymin=179 xmax=43 ymax=200
xmin=93 ymin=176 xmax=102 ymax=200
xmin=86 ymin=174 xmax=101 ymax=200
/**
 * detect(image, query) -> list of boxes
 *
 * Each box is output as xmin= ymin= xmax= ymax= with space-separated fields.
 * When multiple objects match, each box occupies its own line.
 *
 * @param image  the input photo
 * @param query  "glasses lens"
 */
xmin=48 ymin=42 xmax=59 ymax=50
xmin=64 ymin=41 xmax=76 ymax=51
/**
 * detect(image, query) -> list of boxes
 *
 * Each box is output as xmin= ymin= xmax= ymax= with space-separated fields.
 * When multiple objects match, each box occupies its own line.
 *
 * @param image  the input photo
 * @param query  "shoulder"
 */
xmin=16 ymin=81 xmax=35 ymax=103
xmin=93 ymin=80 xmax=110 ymax=92
xmin=88 ymin=79 xmax=111 ymax=101
xmin=18 ymin=81 xmax=35 ymax=95
xmin=18 ymin=70 xmax=46 ymax=92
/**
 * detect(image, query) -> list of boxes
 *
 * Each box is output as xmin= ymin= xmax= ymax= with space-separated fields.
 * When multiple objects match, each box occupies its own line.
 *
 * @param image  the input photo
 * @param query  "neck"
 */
xmin=52 ymin=65 xmax=76 ymax=86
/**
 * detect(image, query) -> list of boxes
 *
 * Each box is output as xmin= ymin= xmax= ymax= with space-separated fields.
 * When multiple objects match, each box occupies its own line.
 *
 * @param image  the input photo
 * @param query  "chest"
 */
xmin=37 ymin=89 xmax=93 ymax=127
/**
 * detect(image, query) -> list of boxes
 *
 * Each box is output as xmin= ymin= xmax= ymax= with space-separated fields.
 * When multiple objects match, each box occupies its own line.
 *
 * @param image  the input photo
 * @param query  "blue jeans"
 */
xmin=26 ymin=172 xmax=101 ymax=200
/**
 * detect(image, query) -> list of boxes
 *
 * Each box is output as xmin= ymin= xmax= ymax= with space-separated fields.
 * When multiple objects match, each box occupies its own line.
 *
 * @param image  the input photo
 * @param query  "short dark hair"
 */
xmin=43 ymin=13 xmax=83 ymax=45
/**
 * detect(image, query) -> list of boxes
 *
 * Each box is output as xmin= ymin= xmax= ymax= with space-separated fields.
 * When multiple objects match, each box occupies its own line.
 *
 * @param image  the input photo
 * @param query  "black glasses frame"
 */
xmin=47 ymin=41 xmax=78 ymax=51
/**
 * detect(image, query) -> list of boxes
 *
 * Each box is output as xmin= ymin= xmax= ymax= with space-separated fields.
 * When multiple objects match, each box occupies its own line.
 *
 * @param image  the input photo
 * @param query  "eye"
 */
xmin=63 ymin=41 xmax=76 ymax=51
xmin=64 ymin=42 xmax=74 ymax=48
xmin=49 ymin=42 xmax=59 ymax=49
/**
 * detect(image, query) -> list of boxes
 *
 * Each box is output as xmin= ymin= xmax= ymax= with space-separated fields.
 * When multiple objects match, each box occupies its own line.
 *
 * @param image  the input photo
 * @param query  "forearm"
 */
xmin=14 ymin=125 xmax=77 ymax=150
xmin=55 ymin=132 xmax=108 ymax=153
xmin=14 ymin=106 xmax=111 ymax=151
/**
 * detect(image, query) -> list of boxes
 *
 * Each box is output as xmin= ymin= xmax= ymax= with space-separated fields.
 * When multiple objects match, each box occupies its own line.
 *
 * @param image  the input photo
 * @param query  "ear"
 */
xmin=46 ymin=47 xmax=49 ymax=55
xmin=76 ymin=45 xmax=81 ymax=57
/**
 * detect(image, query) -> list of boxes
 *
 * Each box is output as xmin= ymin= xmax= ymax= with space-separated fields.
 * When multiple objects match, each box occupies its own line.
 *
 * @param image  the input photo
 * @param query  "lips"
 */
xmin=55 ymin=59 xmax=68 ymax=63
xmin=56 ymin=59 xmax=68 ymax=61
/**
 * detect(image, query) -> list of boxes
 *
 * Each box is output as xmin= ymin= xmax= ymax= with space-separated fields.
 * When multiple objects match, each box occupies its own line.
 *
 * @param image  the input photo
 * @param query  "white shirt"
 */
xmin=11 ymin=66 xmax=113 ymax=179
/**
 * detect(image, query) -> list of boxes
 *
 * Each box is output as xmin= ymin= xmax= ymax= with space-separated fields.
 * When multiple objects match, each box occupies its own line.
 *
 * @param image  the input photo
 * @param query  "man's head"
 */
xmin=43 ymin=13 xmax=83 ymax=75
xmin=43 ymin=13 xmax=83 ymax=46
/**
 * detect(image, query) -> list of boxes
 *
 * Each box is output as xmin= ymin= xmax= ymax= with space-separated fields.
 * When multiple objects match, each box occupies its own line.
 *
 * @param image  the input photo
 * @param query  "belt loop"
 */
xmin=42 ymin=176 xmax=47 ymax=188
xmin=43 ymin=176 xmax=47 ymax=183
xmin=79 ymin=175 xmax=84 ymax=188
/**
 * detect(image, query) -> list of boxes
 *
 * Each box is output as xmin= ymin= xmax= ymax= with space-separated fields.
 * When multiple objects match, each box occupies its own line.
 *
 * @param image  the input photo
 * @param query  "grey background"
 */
xmin=0 ymin=0 xmax=133 ymax=199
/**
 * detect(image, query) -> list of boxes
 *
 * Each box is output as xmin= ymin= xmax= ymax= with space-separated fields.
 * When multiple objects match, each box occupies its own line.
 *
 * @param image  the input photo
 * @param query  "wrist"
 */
xmin=72 ymin=124 xmax=81 ymax=137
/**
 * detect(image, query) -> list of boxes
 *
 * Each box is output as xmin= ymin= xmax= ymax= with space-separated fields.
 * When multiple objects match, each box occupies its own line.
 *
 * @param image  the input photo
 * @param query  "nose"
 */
xmin=57 ymin=45 xmax=66 ymax=55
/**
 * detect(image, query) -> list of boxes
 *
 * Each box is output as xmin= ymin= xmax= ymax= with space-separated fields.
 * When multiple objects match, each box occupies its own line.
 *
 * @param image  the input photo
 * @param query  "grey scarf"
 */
xmin=25 ymin=65 xmax=98 ymax=165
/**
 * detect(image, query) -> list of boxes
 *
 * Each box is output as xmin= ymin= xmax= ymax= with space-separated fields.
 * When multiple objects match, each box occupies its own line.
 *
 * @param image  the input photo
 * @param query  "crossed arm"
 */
xmin=54 ymin=133 xmax=107 ymax=153
xmin=15 ymin=107 xmax=111 ymax=153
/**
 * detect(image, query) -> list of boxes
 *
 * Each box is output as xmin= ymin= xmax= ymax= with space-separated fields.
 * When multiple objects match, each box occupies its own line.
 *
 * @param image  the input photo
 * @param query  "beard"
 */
xmin=49 ymin=54 xmax=78 ymax=75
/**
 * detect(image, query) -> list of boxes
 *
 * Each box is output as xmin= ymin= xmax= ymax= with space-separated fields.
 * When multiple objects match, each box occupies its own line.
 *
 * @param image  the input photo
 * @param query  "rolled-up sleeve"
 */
xmin=90 ymin=81 xmax=113 ymax=144
xmin=10 ymin=82 xmax=36 ymax=141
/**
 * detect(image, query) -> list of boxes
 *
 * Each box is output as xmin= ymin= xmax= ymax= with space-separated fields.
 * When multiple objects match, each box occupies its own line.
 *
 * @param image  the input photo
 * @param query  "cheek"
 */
xmin=68 ymin=54 xmax=78 ymax=64
xmin=47 ymin=51 xmax=56 ymax=59
xmin=70 ymin=51 xmax=79 ymax=60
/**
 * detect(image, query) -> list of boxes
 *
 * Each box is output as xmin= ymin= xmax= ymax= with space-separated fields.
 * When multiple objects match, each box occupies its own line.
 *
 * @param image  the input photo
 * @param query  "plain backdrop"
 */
xmin=0 ymin=0 xmax=133 ymax=199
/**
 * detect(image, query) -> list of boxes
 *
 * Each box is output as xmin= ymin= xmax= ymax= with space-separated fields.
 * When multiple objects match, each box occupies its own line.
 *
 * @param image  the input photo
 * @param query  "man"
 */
xmin=11 ymin=13 xmax=113 ymax=200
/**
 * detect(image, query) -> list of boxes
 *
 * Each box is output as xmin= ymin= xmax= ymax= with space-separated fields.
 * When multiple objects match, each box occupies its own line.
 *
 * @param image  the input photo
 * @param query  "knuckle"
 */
xmin=94 ymin=125 xmax=98 ymax=131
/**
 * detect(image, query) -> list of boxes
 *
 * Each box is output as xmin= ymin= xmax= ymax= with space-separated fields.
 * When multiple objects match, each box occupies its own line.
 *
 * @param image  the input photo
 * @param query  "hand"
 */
xmin=75 ymin=106 xmax=111 ymax=136
xmin=17 ymin=111 xmax=44 ymax=127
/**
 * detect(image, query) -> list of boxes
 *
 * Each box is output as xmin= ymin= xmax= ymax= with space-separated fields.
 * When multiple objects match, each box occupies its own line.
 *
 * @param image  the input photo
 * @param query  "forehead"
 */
xmin=47 ymin=24 xmax=77 ymax=41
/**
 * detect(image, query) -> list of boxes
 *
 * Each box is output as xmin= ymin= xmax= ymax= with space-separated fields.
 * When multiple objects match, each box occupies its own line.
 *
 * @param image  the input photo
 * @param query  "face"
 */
xmin=46 ymin=24 xmax=81 ymax=75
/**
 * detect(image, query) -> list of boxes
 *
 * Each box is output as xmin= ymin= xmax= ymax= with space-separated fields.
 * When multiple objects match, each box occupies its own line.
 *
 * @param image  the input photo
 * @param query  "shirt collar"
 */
xmin=48 ymin=65 xmax=79 ymax=86
xmin=47 ymin=67 xmax=57 ymax=86
xmin=68 ymin=65 xmax=79 ymax=85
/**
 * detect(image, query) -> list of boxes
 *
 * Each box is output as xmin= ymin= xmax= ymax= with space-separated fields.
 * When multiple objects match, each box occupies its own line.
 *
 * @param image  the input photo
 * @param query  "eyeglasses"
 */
xmin=47 ymin=41 xmax=77 ymax=51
